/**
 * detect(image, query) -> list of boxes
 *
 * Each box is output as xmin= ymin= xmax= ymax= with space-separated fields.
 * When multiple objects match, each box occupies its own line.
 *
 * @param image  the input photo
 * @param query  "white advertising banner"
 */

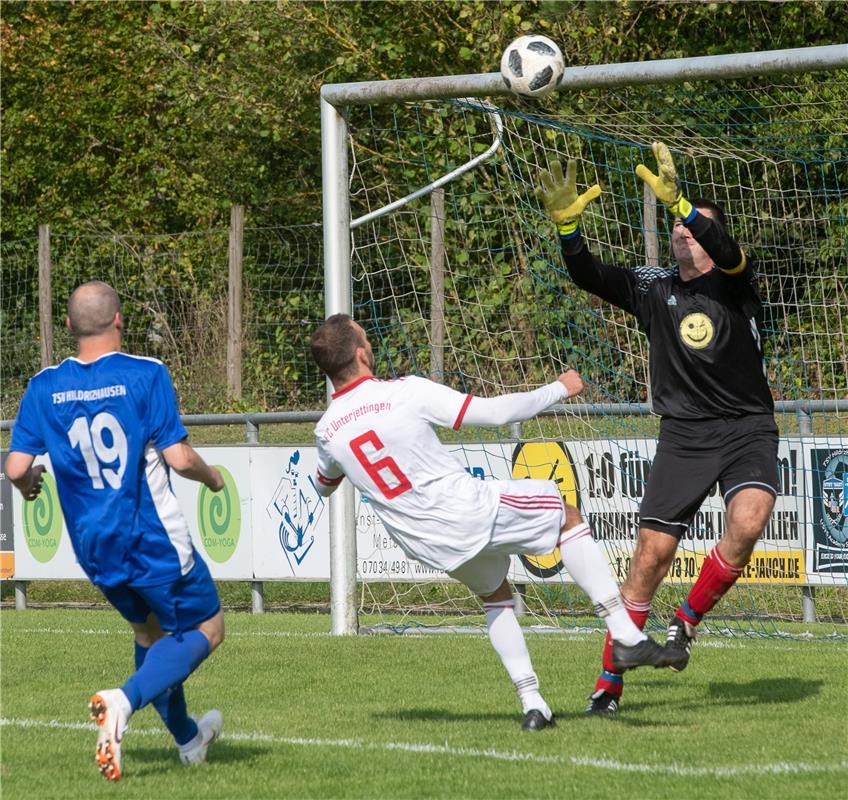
xmin=6 ymin=437 xmax=844 ymax=587
xmin=171 ymin=447 xmax=253 ymax=580
xmin=249 ymin=446 xmax=330 ymax=580
xmin=11 ymin=454 xmax=87 ymax=581
xmin=507 ymin=437 xmax=807 ymax=586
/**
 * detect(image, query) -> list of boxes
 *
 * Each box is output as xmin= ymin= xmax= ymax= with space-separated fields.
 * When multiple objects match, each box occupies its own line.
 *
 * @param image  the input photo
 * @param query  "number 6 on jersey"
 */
xmin=349 ymin=430 xmax=411 ymax=500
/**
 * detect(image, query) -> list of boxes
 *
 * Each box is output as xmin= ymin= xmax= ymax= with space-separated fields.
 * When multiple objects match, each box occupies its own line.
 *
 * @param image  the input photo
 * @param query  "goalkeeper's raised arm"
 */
xmin=536 ymin=159 xmax=642 ymax=314
xmin=635 ymin=141 xmax=748 ymax=279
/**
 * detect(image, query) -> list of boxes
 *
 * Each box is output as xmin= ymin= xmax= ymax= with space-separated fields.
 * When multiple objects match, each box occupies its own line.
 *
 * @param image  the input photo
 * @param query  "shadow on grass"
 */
xmin=615 ymin=676 xmax=824 ymax=719
xmin=374 ymin=706 xmax=683 ymax=729
xmin=705 ymin=677 xmax=823 ymax=705
xmin=126 ymin=740 xmax=269 ymax=776
xmin=374 ymin=707 xmax=523 ymax=725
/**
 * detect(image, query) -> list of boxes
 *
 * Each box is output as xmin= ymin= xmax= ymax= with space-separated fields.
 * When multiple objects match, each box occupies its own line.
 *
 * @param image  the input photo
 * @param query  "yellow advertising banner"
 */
xmin=603 ymin=546 xmax=806 ymax=585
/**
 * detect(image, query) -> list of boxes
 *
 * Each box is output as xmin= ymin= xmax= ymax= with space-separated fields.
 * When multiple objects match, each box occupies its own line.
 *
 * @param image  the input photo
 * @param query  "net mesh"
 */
xmin=1 ymin=225 xmax=326 ymax=416
xmin=345 ymin=71 xmax=848 ymax=637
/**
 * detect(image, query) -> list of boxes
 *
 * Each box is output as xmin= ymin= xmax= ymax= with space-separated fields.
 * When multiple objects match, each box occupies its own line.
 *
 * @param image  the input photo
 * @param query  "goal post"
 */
xmin=320 ymin=44 xmax=848 ymax=637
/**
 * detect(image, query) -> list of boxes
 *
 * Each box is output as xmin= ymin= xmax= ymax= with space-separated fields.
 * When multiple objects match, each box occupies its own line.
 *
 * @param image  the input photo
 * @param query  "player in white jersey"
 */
xmin=6 ymin=282 xmax=224 ymax=781
xmin=311 ymin=314 xmax=681 ymax=730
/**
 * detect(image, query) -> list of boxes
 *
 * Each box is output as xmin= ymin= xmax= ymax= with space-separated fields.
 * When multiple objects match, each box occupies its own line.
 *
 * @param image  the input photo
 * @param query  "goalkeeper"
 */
xmin=537 ymin=144 xmax=779 ymax=716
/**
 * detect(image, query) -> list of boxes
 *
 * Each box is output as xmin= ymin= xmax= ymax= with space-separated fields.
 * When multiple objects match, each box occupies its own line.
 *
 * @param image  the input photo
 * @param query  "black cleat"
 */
xmin=521 ymin=709 xmax=555 ymax=731
xmin=665 ymin=618 xmax=696 ymax=672
xmin=585 ymin=690 xmax=619 ymax=716
xmin=611 ymin=635 xmax=675 ymax=671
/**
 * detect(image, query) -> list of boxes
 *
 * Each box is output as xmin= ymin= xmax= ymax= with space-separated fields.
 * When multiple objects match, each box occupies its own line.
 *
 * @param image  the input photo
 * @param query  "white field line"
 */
xmin=5 ymin=627 xmax=333 ymax=638
xmin=1 ymin=717 xmax=846 ymax=778
xmin=1 ymin=627 xmax=816 ymax=648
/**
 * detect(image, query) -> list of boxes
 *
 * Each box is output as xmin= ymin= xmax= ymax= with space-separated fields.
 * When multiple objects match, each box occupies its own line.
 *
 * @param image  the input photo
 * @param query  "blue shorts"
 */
xmin=100 ymin=555 xmax=220 ymax=635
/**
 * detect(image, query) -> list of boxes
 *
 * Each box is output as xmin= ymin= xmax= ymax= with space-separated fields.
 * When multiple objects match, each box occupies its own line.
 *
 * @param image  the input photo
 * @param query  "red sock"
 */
xmin=594 ymin=597 xmax=651 ymax=696
xmin=676 ymin=548 xmax=743 ymax=626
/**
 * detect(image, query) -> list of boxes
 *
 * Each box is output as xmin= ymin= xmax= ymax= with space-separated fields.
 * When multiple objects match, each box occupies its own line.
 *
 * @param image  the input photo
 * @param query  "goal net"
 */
xmin=335 ymin=62 xmax=848 ymax=637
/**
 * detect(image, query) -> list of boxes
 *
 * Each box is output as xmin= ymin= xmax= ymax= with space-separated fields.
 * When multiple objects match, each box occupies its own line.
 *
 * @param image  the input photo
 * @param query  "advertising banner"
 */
xmin=10 ymin=455 xmax=87 ymax=581
xmin=507 ymin=437 xmax=806 ymax=586
xmin=7 ymin=437 xmax=843 ymax=588
xmin=806 ymin=441 xmax=848 ymax=579
xmin=171 ymin=447 xmax=253 ymax=580
xmin=250 ymin=446 xmax=330 ymax=580
xmin=1 ymin=452 xmax=14 ymax=578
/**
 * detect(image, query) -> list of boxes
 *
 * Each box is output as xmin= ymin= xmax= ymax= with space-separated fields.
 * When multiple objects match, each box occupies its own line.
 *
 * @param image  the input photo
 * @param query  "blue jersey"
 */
xmin=11 ymin=352 xmax=196 ymax=588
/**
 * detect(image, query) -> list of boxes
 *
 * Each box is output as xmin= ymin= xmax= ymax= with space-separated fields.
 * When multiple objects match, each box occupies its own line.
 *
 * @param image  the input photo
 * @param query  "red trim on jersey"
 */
xmin=499 ymin=495 xmax=563 ymax=511
xmin=316 ymin=471 xmax=344 ymax=486
xmin=452 ymin=394 xmax=473 ymax=430
xmin=331 ymin=375 xmax=375 ymax=399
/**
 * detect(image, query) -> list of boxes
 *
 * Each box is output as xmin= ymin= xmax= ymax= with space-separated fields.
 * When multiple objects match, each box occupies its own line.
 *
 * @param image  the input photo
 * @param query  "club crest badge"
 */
xmin=820 ymin=450 xmax=848 ymax=545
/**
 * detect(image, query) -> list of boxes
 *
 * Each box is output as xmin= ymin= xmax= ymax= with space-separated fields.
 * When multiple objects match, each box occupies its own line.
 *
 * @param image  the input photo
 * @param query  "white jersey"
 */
xmin=314 ymin=374 xmax=566 ymax=572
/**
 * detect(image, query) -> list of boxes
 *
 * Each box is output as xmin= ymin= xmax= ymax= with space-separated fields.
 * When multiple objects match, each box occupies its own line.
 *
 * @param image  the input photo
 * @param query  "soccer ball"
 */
xmin=500 ymin=35 xmax=565 ymax=97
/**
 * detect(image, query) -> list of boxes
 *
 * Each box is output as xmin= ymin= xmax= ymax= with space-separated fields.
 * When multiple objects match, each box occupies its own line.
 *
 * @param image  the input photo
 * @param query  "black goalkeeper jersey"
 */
xmin=560 ymin=211 xmax=774 ymax=421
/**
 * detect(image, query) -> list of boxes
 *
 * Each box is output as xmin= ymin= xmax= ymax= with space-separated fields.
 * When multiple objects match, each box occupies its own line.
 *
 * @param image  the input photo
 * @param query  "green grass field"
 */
xmin=2 ymin=609 xmax=846 ymax=799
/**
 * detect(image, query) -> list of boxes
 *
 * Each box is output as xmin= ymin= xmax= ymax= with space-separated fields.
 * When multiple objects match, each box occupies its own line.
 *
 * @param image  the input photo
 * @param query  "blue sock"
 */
xmin=123 ymin=631 xmax=209 ymax=719
xmin=134 ymin=642 xmax=198 ymax=746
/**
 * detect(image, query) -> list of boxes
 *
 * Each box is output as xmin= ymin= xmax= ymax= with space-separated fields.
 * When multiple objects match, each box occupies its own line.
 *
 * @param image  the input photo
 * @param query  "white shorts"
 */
xmin=447 ymin=479 xmax=564 ymax=597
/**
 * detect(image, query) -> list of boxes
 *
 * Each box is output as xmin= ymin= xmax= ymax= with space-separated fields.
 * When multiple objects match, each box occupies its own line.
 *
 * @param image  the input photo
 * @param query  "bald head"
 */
xmin=67 ymin=281 xmax=121 ymax=338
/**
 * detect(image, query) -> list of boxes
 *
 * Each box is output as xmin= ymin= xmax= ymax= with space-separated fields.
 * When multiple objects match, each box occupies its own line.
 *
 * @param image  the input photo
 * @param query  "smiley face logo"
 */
xmin=679 ymin=312 xmax=714 ymax=349
xmin=511 ymin=441 xmax=579 ymax=579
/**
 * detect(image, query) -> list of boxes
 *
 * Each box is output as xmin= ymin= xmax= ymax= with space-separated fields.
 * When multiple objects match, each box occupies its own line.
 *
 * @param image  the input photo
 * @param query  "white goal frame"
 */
xmin=319 ymin=44 xmax=848 ymax=635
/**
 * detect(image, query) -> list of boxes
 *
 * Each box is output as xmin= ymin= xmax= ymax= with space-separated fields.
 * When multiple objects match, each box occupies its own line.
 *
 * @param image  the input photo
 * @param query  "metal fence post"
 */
xmin=513 ymin=583 xmax=527 ymax=616
xmin=796 ymin=405 xmax=816 ymax=622
xmin=251 ymin=581 xmax=265 ymax=614
xmin=15 ymin=581 xmax=27 ymax=610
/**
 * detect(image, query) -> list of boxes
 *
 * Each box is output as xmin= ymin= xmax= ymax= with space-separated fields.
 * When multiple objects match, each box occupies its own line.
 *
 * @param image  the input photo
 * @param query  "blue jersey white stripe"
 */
xmin=11 ymin=352 xmax=194 ymax=587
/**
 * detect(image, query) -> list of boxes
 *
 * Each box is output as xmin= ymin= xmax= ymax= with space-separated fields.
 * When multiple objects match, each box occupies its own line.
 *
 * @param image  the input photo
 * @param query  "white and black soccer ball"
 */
xmin=500 ymin=35 xmax=565 ymax=98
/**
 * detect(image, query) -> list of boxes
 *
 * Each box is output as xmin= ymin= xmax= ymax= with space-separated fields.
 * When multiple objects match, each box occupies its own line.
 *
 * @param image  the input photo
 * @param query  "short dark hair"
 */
xmin=690 ymin=197 xmax=728 ymax=229
xmin=310 ymin=313 xmax=363 ymax=383
xmin=67 ymin=281 xmax=121 ymax=337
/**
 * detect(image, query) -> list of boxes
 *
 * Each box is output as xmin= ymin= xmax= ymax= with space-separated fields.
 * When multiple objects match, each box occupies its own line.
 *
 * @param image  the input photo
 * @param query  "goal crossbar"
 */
xmin=321 ymin=44 xmax=847 ymax=107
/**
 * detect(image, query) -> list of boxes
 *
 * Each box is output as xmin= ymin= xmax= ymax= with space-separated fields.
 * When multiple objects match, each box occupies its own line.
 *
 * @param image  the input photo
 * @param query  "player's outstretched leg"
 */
xmin=556 ymin=520 xmax=675 ymax=666
xmin=178 ymin=709 xmax=224 ymax=765
xmin=89 ymin=688 xmax=132 ymax=782
xmin=610 ymin=636 xmax=673 ymax=670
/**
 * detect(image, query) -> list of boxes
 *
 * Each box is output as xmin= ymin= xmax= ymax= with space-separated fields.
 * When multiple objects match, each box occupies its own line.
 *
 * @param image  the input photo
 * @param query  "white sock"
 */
xmin=557 ymin=523 xmax=646 ymax=646
xmin=484 ymin=600 xmax=551 ymax=718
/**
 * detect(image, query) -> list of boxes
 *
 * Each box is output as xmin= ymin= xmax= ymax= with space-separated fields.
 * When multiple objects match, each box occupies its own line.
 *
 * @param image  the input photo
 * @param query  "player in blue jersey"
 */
xmin=6 ymin=281 xmax=226 ymax=781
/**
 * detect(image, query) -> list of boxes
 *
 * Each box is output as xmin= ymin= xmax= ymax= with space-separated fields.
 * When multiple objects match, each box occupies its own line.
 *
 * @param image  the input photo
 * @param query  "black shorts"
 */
xmin=639 ymin=414 xmax=779 ymax=538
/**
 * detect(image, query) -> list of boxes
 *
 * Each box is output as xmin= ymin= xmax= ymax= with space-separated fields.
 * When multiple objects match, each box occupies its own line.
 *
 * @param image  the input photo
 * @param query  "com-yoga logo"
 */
xmin=197 ymin=466 xmax=241 ymax=563
xmin=23 ymin=471 xmax=63 ymax=563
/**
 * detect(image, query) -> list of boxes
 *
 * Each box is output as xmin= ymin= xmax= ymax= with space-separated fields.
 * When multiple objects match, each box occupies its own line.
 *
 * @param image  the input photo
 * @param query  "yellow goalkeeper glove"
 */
xmin=536 ymin=159 xmax=601 ymax=236
xmin=635 ymin=141 xmax=693 ymax=219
